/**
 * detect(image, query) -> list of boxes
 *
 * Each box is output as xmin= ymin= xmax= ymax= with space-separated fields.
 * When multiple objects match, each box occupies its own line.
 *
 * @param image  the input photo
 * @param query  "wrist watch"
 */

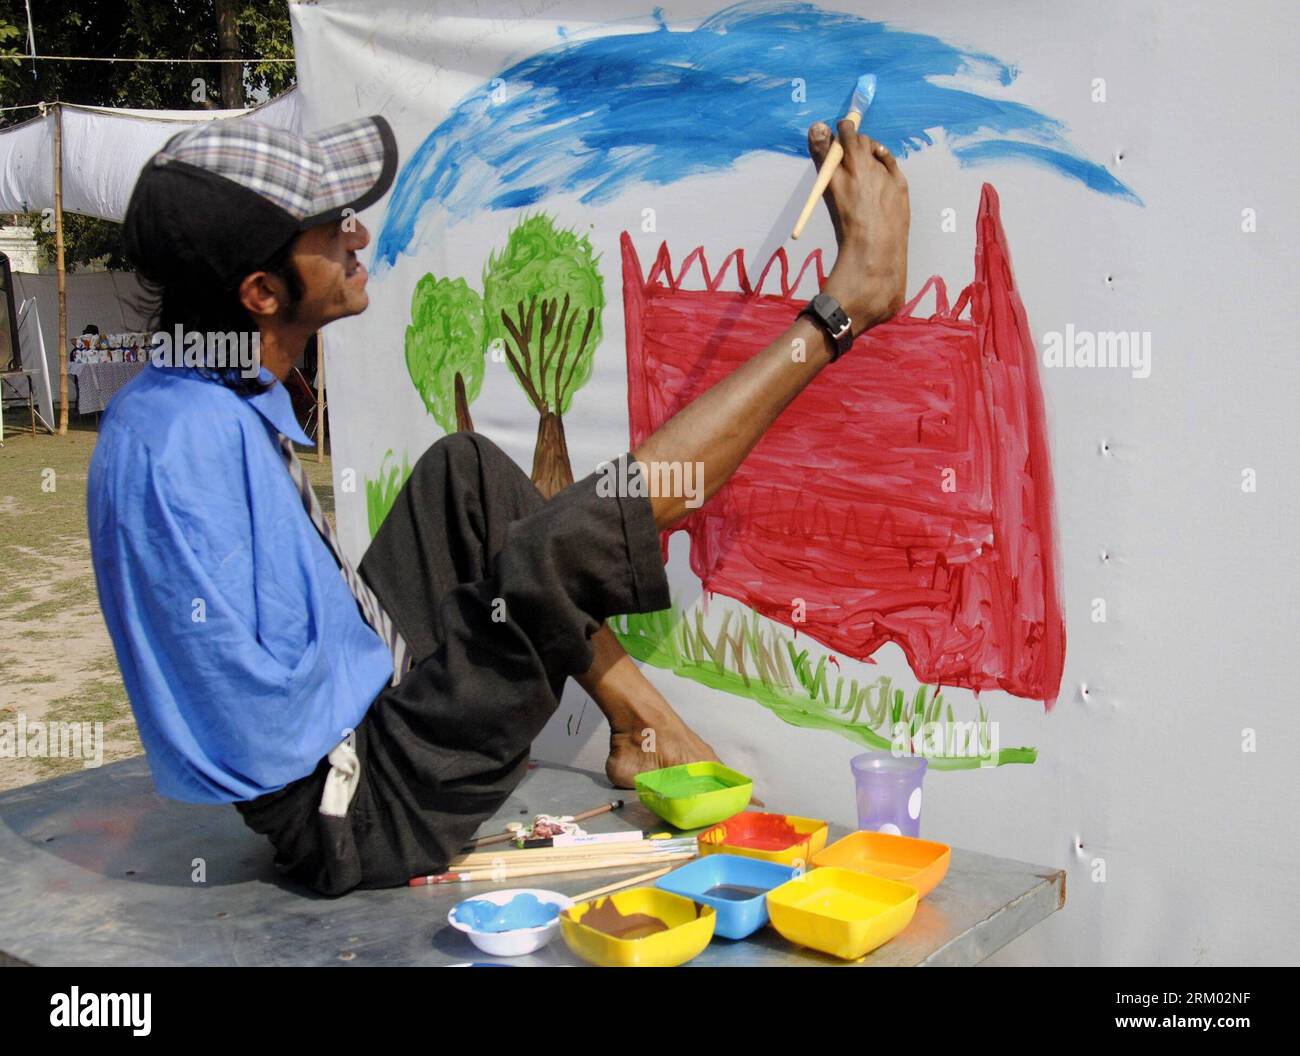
xmin=799 ymin=292 xmax=854 ymax=361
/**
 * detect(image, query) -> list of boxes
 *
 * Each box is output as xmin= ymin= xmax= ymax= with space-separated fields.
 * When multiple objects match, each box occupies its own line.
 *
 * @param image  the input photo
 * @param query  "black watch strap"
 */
xmin=800 ymin=292 xmax=854 ymax=360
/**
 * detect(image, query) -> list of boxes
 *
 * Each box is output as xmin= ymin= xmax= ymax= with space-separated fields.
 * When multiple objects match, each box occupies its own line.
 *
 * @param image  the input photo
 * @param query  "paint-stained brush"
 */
xmin=463 ymin=798 xmax=625 ymax=850
xmin=792 ymin=74 xmax=877 ymax=240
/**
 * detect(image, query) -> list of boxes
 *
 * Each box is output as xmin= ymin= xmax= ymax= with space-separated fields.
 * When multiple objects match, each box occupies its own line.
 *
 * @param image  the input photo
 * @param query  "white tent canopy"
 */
xmin=0 ymin=88 xmax=302 ymax=222
xmin=0 ymin=89 xmax=306 ymax=431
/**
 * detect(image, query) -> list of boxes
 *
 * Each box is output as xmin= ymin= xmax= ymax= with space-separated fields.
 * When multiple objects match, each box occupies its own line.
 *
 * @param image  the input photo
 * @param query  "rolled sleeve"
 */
xmin=608 ymin=454 xmax=672 ymax=616
xmin=472 ymin=452 xmax=670 ymax=683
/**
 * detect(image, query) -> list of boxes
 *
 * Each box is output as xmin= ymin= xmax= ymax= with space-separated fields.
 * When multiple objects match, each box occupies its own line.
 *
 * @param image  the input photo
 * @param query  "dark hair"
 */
xmin=132 ymin=236 xmax=304 ymax=397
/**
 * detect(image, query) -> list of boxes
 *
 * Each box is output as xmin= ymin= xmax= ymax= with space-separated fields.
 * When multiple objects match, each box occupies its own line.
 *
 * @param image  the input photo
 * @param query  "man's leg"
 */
xmin=349 ymin=433 xmax=721 ymax=883
xmin=573 ymin=125 xmax=910 ymax=786
xmin=578 ymin=623 xmax=721 ymax=788
xmin=359 ymin=432 xmax=721 ymax=791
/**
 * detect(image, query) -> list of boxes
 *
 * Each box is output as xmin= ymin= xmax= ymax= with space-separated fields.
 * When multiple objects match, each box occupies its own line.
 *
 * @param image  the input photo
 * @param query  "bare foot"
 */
xmin=809 ymin=117 xmax=911 ymax=337
xmin=604 ymin=718 xmax=720 ymax=790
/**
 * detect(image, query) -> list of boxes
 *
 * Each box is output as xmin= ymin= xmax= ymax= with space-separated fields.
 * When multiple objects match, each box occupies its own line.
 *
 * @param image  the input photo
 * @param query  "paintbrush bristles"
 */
xmin=852 ymin=73 xmax=877 ymax=114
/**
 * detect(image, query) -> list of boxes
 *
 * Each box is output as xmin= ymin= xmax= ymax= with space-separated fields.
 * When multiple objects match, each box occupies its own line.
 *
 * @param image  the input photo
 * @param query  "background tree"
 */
xmin=482 ymin=213 xmax=603 ymax=498
xmin=405 ymin=274 xmax=485 ymax=434
xmin=0 ymin=0 xmax=295 ymax=269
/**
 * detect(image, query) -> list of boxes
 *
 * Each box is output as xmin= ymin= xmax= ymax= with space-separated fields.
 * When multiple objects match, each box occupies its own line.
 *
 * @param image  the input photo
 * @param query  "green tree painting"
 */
xmin=405 ymin=274 xmax=485 ymax=433
xmin=482 ymin=214 xmax=604 ymax=497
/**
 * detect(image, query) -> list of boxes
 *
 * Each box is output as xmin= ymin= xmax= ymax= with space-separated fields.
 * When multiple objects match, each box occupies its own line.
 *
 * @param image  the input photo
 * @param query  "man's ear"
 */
xmin=238 ymin=270 xmax=284 ymax=321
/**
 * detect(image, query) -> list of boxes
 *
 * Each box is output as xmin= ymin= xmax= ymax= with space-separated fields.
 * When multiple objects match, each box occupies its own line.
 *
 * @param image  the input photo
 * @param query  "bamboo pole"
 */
xmin=314 ymin=330 xmax=325 ymax=462
xmin=53 ymin=103 xmax=67 ymax=435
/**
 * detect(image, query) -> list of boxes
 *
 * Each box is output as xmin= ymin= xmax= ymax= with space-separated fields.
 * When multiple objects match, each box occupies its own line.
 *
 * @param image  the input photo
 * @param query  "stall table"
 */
xmin=68 ymin=360 xmax=148 ymax=415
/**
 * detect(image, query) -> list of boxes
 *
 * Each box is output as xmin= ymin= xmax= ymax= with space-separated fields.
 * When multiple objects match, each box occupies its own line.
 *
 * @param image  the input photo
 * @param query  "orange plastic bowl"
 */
xmin=811 ymin=831 xmax=951 ymax=898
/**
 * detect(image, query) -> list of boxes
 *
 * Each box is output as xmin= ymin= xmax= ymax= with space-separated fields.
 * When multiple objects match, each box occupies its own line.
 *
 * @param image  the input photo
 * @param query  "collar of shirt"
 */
xmin=246 ymin=367 xmax=314 ymax=447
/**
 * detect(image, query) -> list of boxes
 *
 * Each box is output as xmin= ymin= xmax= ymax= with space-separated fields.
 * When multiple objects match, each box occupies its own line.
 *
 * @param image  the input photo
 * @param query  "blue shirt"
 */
xmin=87 ymin=365 xmax=393 ymax=803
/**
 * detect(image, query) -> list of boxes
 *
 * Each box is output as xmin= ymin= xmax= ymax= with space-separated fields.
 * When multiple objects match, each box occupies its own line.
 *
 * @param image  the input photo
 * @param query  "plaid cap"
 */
xmin=123 ymin=115 xmax=397 ymax=289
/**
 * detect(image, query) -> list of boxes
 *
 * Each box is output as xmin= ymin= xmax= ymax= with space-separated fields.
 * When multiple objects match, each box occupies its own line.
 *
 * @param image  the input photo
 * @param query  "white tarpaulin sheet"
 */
xmin=0 ymin=89 xmax=302 ymax=222
xmin=289 ymin=0 xmax=1299 ymax=965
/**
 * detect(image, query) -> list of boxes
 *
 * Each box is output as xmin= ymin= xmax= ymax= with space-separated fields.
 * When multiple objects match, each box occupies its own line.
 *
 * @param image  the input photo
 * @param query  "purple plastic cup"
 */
xmin=850 ymin=752 xmax=928 ymax=837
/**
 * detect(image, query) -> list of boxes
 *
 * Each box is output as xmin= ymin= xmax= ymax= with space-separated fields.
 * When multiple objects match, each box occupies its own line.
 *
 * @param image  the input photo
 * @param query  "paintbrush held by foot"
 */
xmin=792 ymin=73 xmax=877 ymax=240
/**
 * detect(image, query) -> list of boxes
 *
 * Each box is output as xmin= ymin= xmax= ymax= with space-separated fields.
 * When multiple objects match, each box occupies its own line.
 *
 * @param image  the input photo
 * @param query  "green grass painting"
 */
xmin=610 ymin=601 xmax=1037 ymax=770
xmin=365 ymin=449 xmax=413 ymax=539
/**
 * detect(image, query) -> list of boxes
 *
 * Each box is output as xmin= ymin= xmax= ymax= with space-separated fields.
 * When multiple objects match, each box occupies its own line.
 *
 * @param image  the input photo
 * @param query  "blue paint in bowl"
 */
xmin=656 ymin=854 xmax=797 ymax=940
xmin=451 ymin=892 xmax=562 ymax=934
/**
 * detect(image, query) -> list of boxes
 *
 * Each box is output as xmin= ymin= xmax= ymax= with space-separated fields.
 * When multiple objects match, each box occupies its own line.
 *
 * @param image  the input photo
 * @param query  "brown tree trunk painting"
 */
xmin=531 ymin=409 xmax=574 ymax=498
xmin=498 ymin=293 xmax=595 ymax=498
xmin=454 ymin=371 xmax=475 ymax=432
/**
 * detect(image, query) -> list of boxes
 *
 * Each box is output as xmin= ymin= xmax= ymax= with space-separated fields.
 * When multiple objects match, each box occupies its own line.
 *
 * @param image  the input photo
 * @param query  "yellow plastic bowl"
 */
xmin=561 ymin=887 xmax=715 ymax=967
xmin=698 ymin=811 xmax=829 ymax=866
xmin=766 ymin=867 xmax=918 ymax=960
xmin=811 ymin=831 xmax=951 ymax=898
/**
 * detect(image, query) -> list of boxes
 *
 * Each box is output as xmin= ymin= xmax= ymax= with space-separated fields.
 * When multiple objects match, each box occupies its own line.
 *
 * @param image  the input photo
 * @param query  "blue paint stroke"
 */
xmin=376 ymin=1 xmax=1139 ymax=269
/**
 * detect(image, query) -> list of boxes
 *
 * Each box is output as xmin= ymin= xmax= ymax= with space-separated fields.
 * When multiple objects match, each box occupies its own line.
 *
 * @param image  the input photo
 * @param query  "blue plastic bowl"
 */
xmin=655 ymin=854 xmax=797 ymax=939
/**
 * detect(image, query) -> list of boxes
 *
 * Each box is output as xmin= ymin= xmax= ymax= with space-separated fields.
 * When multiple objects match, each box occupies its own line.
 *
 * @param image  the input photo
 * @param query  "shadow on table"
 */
xmin=0 ymin=757 xmax=326 ymax=895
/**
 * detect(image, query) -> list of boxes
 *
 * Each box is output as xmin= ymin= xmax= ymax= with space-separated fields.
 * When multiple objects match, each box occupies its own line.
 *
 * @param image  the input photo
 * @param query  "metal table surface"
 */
xmin=0 ymin=757 xmax=1064 ymax=966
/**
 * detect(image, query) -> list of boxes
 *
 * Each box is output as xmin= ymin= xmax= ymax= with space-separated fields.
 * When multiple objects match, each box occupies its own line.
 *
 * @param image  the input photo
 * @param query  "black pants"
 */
xmin=235 ymin=433 xmax=669 ymax=896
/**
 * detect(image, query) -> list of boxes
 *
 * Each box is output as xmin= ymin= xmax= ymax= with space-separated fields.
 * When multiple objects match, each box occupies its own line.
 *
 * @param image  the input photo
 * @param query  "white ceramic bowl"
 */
xmin=447 ymin=888 xmax=574 ymax=957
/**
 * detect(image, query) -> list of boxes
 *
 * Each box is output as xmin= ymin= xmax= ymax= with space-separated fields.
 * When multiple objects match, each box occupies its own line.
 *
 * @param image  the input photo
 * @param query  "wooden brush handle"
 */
xmin=792 ymin=110 xmax=863 ymax=240
xmin=571 ymin=866 xmax=676 ymax=903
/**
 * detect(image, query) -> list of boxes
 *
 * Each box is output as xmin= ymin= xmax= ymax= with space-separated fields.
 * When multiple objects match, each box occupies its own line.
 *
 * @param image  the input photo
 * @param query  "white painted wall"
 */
xmin=292 ymin=0 xmax=1300 ymax=965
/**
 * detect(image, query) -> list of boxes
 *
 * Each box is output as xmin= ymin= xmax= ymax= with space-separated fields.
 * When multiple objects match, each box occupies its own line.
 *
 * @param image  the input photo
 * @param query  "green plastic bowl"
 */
xmin=634 ymin=762 xmax=754 ymax=829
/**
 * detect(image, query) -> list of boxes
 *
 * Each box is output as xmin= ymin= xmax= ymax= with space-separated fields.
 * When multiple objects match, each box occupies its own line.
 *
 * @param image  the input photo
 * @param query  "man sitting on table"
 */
xmin=88 ymin=113 xmax=909 ymax=895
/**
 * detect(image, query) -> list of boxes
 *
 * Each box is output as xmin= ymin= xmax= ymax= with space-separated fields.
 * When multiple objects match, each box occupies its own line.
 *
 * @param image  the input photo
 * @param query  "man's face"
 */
xmin=287 ymin=217 xmax=372 ymax=327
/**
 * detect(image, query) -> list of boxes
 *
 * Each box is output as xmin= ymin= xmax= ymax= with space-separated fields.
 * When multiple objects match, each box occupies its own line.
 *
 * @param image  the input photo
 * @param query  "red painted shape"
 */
xmin=622 ymin=184 xmax=1065 ymax=706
